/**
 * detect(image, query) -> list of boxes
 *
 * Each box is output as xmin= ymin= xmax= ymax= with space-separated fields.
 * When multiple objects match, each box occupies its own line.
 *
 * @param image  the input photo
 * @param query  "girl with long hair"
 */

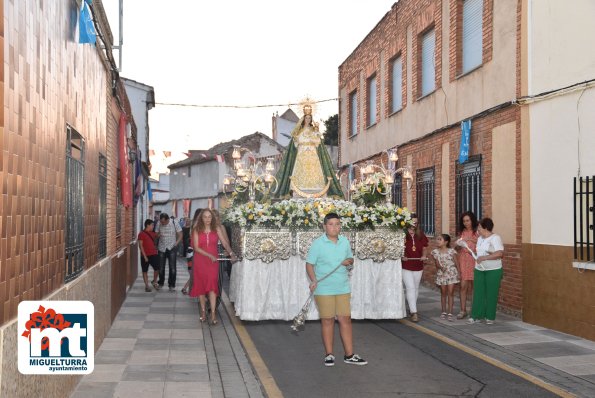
xmin=455 ymin=211 xmax=479 ymax=319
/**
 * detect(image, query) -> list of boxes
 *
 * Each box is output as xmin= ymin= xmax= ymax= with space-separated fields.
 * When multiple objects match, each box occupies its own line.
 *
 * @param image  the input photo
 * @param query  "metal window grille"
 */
xmin=574 ymin=176 xmax=594 ymax=261
xmin=456 ymin=156 xmax=482 ymax=224
xmin=392 ymin=173 xmax=403 ymax=207
xmin=416 ymin=167 xmax=435 ymax=236
xmin=98 ymin=154 xmax=107 ymax=260
xmin=65 ymin=125 xmax=85 ymax=282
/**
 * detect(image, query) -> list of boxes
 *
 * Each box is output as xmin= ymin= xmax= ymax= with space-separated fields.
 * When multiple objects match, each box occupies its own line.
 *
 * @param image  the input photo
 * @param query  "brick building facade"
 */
xmin=339 ymin=0 xmax=595 ymax=340
xmin=0 ymin=1 xmax=140 ymax=396
xmin=339 ymin=0 xmax=522 ymax=314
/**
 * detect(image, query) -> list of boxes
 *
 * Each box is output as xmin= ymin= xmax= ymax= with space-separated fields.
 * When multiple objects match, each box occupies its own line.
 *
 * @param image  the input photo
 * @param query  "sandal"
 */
xmin=145 ymin=286 xmax=152 ymax=292
xmin=210 ymin=311 xmax=218 ymax=325
xmin=456 ymin=311 xmax=467 ymax=320
xmin=181 ymin=288 xmax=188 ymax=295
xmin=440 ymin=312 xmax=447 ymax=320
xmin=199 ymin=308 xmax=207 ymax=322
xmin=447 ymin=313 xmax=454 ymax=322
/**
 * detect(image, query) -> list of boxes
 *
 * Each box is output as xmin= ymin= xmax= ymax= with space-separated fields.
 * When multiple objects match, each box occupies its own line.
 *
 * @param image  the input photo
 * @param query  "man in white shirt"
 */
xmin=155 ymin=213 xmax=183 ymax=292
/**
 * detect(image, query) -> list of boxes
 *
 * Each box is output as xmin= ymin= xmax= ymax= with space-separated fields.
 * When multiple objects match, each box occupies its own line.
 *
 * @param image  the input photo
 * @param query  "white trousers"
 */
xmin=402 ymin=269 xmax=423 ymax=314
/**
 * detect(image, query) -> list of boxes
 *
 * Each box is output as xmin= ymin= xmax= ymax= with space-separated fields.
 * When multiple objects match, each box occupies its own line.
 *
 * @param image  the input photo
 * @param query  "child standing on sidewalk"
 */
xmin=431 ymin=234 xmax=460 ymax=321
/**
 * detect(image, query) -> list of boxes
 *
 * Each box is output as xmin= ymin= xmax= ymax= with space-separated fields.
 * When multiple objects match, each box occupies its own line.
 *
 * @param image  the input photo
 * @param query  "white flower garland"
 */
xmin=223 ymin=198 xmax=413 ymax=231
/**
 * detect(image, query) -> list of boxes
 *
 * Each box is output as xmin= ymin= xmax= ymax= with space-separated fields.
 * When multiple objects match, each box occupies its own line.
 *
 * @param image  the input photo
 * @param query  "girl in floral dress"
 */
xmin=431 ymin=234 xmax=460 ymax=322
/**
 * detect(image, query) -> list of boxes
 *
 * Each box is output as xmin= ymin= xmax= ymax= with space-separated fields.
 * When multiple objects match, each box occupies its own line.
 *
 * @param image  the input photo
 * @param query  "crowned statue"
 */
xmin=274 ymin=103 xmax=343 ymax=198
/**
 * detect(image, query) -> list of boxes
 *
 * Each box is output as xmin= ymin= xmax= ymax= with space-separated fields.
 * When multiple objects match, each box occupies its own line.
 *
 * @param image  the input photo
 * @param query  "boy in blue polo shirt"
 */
xmin=306 ymin=213 xmax=368 ymax=367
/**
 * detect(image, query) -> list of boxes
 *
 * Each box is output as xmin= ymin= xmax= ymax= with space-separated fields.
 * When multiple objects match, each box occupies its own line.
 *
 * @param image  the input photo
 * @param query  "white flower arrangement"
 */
xmin=223 ymin=198 xmax=413 ymax=231
xmin=350 ymin=172 xmax=391 ymax=207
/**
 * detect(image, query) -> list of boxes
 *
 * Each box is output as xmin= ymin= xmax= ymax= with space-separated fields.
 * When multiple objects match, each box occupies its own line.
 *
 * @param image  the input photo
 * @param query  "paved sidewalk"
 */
xmin=413 ymin=285 xmax=595 ymax=397
xmin=71 ymin=266 xmax=595 ymax=397
xmin=71 ymin=264 xmax=264 ymax=398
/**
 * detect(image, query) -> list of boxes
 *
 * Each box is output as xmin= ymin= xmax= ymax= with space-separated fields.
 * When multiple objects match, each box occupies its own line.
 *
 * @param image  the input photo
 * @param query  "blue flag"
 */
xmin=79 ymin=0 xmax=96 ymax=44
xmin=459 ymin=120 xmax=471 ymax=164
xmin=147 ymin=181 xmax=153 ymax=202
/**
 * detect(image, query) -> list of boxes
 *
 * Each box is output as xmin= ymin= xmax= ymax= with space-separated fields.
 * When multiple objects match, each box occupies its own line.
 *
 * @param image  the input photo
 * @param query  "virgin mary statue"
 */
xmin=274 ymin=105 xmax=343 ymax=198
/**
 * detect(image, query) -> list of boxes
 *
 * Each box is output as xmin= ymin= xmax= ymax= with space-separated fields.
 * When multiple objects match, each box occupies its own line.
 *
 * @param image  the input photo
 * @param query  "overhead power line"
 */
xmin=153 ymin=97 xmax=339 ymax=109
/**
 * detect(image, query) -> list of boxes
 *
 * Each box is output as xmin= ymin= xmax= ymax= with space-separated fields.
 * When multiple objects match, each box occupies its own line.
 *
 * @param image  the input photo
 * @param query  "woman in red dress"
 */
xmin=190 ymin=209 xmax=237 ymax=325
xmin=455 ymin=211 xmax=479 ymax=319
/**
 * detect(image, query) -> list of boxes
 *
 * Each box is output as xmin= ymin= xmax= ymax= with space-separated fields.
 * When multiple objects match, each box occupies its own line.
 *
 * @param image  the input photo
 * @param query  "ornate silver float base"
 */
xmin=231 ymin=226 xmax=404 ymax=263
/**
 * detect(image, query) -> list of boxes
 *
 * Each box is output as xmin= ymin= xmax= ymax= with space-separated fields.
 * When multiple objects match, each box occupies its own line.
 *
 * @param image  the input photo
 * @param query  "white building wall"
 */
xmin=275 ymin=117 xmax=295 ymax=147
xmin=151 ymin=174 xmax=171 ymax=216
xmin=528 ymin=0 xmax=595 ymax=246
xmin=528 ymin=0 xmax=595 ymax=95
xmin=123 ymin=81 xmax=153 ymax=163
xmin=170 ymin=161 xmax=221 ymax=202
xmin=169 ymin=137 xmax=283 ymax=211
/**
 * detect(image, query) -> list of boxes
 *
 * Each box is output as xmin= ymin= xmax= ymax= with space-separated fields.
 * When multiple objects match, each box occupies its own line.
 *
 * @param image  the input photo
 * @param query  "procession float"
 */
xmin=222 ymin=101 xmax=415 ymax=321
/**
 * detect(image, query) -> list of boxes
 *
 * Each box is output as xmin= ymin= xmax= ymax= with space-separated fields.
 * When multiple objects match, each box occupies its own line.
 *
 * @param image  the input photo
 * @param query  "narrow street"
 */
xmin=70 ymin=270 xmax=595 ymax=397
xmin=243 ymin=319 xmax=557 ymax=397
xmin=221 ymin=273 xmax=595 ymax=398
xmin=2 ymin=2 xmax=595 ymax=397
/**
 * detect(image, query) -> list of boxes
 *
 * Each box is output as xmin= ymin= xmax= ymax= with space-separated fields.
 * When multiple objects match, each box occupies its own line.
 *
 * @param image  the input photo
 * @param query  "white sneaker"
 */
xmin=485 ymin=319 xmax=495 ymax=325
xmin=324 ymin=354 xmax=335 ymax=367
xmin=467 ymin=318 xmax=482 ymax=324
xmin=344 ymin=354 xmax=368 ymax=366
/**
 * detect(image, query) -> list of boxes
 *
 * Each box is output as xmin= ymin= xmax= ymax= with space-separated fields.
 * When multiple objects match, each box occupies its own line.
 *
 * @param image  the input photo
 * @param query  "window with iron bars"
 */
xmin=416 ymin=167 xmax=435 ymax=236
xmin=98 ymin=154 xmax=107 ymax=260
xmin=65 ymin=125 xmax=85 ymax=282
xmin=574 ymin=176 xmax=594 ymax=261
xmin=391 ymin=172 xmax=403 ymax=207
xmin=456 ymin=156 xmax=482 ymax=226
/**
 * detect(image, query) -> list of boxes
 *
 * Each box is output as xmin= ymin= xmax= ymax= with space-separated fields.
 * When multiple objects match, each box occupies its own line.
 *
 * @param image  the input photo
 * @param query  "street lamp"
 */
xmin=348 ymin=147 xmax=413 ymax=203
xmin=223 ymin=145 xmax=278 ymax=202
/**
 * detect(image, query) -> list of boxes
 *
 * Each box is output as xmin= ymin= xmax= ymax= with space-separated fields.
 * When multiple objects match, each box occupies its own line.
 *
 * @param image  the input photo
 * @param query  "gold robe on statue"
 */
xmin=291 ymin=126 xmax=325 ymax=192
